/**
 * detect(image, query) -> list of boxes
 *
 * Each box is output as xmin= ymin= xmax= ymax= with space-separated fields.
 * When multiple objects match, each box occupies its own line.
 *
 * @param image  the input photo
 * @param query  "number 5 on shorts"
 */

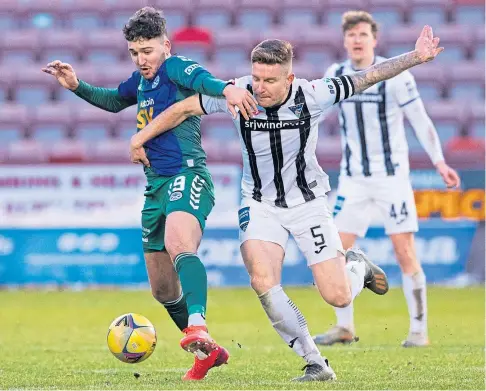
xmin=311 ymin=225 xmax=327 ymax=254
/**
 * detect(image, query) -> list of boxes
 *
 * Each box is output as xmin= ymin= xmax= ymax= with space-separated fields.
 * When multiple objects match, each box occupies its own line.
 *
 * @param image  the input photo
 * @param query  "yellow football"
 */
xmin=107 ymin=313 xmax=157 ymax=363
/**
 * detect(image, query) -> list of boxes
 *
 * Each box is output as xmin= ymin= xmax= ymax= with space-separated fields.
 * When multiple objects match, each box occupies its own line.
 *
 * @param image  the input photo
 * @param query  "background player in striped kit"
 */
xmin=313 ymin=11 xmax=461 ymax=348
xmin=130 ymin=26 xmax=444 ymax=381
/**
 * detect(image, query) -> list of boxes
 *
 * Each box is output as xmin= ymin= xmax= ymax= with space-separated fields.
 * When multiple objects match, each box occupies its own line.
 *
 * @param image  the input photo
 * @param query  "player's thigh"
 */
xmin=374 ymin=176 xmax=418 ymax=236
xmin=144 ymin=250 xmax=181 ymax=301
xmin=239 ymin=198 xmax=288 ymax=294
xmin=164 ymin=172 xmax=215 ymax=256
xmin=286 ymin=196 xmax=344 ymax=266
xmin=141 ymin=182 xmax=167 ymax=253
xmin=333 ymin=176 xmax=372 ymax=237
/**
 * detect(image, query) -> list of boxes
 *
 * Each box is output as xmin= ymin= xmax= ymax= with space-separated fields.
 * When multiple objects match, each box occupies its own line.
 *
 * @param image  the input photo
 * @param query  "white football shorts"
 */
xmin=333 ymin=173 xmax=419 ymax=237
xmin=238 ymin=196 xmax=344 ymax=266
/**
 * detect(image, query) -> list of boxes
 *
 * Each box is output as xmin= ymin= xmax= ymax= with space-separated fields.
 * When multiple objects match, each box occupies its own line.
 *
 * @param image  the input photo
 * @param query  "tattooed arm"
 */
xmin=350 ymin=25 xmax=444 ymax=94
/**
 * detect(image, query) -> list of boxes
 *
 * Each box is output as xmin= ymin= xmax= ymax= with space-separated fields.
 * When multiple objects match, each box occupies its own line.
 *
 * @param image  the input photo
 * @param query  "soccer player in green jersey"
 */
xmin=42 ymin=7 xmax=257 ymax=380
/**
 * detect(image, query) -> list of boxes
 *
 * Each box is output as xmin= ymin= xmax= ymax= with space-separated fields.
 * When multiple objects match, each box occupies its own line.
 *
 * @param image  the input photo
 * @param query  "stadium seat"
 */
xmin=292 ymin=61 xmax=323 ymax=81
xmin=278 ymin=0 xmax=321 ymax=27
xmin=84 ymin=29 xmax=126 ymax=64
xmin=201 ymin=114 xmax=237 ymax=141
xmin=424 ymin=100 xmax=468 ymax=144
xmin=96 ymin=62 xmax=136 ymax=88
xmin=0 ymin=65 xmax=14 ymax=102
xmin=469 ymin=102 xmax=485 ymax=138
xmin=61 ymin=0 xmax=106 ymax=29
xmin=55 ymin=63 xmax=100 ymax=103
xmin=39 ymin=29 xmax=82 ymax=64
xmin=0 ymin=104 xmax=28 ymax=143
xmin=193 ymin=0 xmax=234 ymax=30
xmin=236 ymin=0 xmax=278 ymax=30
xmin=213 ymin=28 xmax=256 ymax=68
xmin=409 ymin=63 xmax=445 ymax=100
xmin=1 ymin=30 xmax=40 ymax=63
xmin=472 ymin=26 xmax=485 ymax=60
xmin=324 ymin=0 xmax=369 ymax=27
xmin=14 ymin=66 xmax=56 ymax=104
xmin=6 ymin=140 xmax=49 ymax=163
xmin=104 ymin=0 xmax=149 ymax=29
xmin=19 ymin=0 xmax=62 ymax=29
xmin=453 ymin=1 xmax=485 ymax=25
xmin=88 ymin=138 xmax=131 ymax=162
xmin=171 ymin=26 xmax=213 ymax=64
xmin=298 ymin=27 xmax=342 ymax=65
xmin=72 ymin=106 xmax=117 ymax=141
xmin=447 ymin=61 xmax=485 ymax=100
xmin=114 ymin=106 xmax=137 ymax=140
xmin=48 ymin=139 xmax=88 ymax=163
xmin=0 ymin=0 xmax=20 ymax=30
xmin=30 ymin=104 xmax=71 ymax=142
xmin=432 ymin=25 xmax=469 ymax=64
xmin=408 ymin=0 xmax=452 ymax=25
xmin=155 ymin=0 xmax=192 ymax=32
xmin=368 ymin=0 xmax=407 ymax=27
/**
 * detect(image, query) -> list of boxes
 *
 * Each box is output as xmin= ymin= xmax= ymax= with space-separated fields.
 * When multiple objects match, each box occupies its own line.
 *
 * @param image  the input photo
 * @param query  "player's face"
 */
xmin=343 ymin=22 xmax=377 ymax=65
xmin=251 ymin=62 xmax=294 ymax=108
xmin=127 ymin=36 xmax=171 ymax=79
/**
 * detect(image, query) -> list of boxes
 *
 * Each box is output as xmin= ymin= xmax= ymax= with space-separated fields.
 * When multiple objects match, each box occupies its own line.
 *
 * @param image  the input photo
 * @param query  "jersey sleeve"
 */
xmin=165 ymin=55 xmax=229 ymax=96
xmin=117 ymin=71 xmax=141 ymax=103
xmin=199 ymin=94 xmax=229 ymax=115
xmin=309 ymin=75 xmax=356 ymax=112
xmin=394 ymin=70 xmax=421 ymax=107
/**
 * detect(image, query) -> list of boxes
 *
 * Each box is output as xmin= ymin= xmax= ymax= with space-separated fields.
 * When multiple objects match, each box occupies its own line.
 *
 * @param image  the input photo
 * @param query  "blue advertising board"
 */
xmin=0 ymin=220 xmax=477 ymax=287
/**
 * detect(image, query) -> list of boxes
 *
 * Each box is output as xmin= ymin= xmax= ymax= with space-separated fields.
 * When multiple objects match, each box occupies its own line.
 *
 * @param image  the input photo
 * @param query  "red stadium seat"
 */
xmin=72 ymin=105 xmax=118 ymax=141
xmin=61 ymin=0 xmax=106 ymax=29
xmin=213 ymin=28 xmax=257 ymax=68
xmin=408 ymin=0 xmax=452 ymax=25
xmin=368 ymin=0 xmax=407 ymax=26
xmin=14 ymin=66 xmax=57 ymax=105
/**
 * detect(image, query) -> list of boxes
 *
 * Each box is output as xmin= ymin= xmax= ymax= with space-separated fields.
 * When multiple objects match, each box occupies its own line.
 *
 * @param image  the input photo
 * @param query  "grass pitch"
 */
xmin=0 ymin=286 xmax=484 ymax=390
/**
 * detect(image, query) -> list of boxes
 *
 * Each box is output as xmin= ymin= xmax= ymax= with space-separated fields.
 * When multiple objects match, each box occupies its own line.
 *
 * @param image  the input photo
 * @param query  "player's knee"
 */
xmin=250 ymin=274 xmax=276 ymax=295
xmin=151 ymin=285 xmax=176 ymax=304
xmin=325 ymin=287 xmax=352 ymax=308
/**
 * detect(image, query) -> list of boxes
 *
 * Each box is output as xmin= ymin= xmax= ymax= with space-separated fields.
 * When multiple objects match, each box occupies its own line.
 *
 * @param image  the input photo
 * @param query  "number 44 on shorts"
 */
xmin=390 ymin=201 xmax=409 ymax=224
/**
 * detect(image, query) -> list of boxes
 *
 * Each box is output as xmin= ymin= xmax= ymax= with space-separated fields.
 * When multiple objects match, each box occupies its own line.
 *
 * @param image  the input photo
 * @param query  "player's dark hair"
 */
xmin=342 ymin=10 xmax=378 ymax=38
xmin=123 ymin=7 xmax=167 ymax=42
xmin=251 ymin=39 xmax=294 ymax=66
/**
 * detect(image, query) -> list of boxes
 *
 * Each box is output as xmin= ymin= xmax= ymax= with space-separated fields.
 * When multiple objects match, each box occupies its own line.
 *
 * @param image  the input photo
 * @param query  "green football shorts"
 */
xmin=141 ymin=169 xmax=215 ymax=252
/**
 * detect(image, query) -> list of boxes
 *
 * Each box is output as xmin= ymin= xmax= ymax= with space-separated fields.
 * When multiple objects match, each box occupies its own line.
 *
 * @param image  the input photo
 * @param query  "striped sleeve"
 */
xmin=310 ymin=75 xmax=355 ymax=111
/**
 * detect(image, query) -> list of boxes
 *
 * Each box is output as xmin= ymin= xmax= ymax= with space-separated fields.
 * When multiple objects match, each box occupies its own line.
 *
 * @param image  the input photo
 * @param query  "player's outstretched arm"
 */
xmin=349 ymin=25 xmax=443 ymax=94
xmin=129 ymin=95 xmax=203 ymax=166
xmin=165 ymin=56 xmax=257 ymax=119
xmin=41 ymin=60 xmax=135 ymax=113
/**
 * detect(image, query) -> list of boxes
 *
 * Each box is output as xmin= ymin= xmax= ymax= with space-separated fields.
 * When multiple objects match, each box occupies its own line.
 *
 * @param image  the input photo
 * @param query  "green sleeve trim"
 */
xmin=73 ymin=80 xmax=136 ymax=113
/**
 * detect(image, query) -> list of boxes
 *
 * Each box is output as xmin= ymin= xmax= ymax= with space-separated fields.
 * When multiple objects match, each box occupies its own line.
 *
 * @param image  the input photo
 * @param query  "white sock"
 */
xmin=335 ymin=260 xmax=366 ymax=332
xmin=259 ymin=285 xmax=325 ymax=366
xmin=402 ymin=271 xmax=427 ymax=334
xmin=188 ymin=313 xmax=206 ymax=327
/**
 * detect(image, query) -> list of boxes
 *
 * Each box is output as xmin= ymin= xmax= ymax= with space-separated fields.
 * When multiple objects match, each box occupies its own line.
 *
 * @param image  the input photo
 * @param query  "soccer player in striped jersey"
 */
xmin=129 ymin=26 xmax=444 ymax=380
xmin=313 ymin=11 xmax=460 ymax=348
xmin=42 ymin=7 xmax=257 ymax=381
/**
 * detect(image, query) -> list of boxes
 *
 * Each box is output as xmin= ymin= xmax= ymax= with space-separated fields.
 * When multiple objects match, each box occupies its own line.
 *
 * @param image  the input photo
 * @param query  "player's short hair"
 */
xmin=342 ymin=11 xmax=378 ymax=38
xmin=123 ymin=7 xmax=168 ymax=42
xmin=251 ymin=39 xmax=294 ymax=66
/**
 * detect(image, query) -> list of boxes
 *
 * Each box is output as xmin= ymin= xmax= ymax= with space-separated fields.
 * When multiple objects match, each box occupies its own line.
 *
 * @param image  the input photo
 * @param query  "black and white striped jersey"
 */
xmin=326 ymin=56 xmax=422 ymax=178
xmin=201 ymin=75 xmax=355 ymax=208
